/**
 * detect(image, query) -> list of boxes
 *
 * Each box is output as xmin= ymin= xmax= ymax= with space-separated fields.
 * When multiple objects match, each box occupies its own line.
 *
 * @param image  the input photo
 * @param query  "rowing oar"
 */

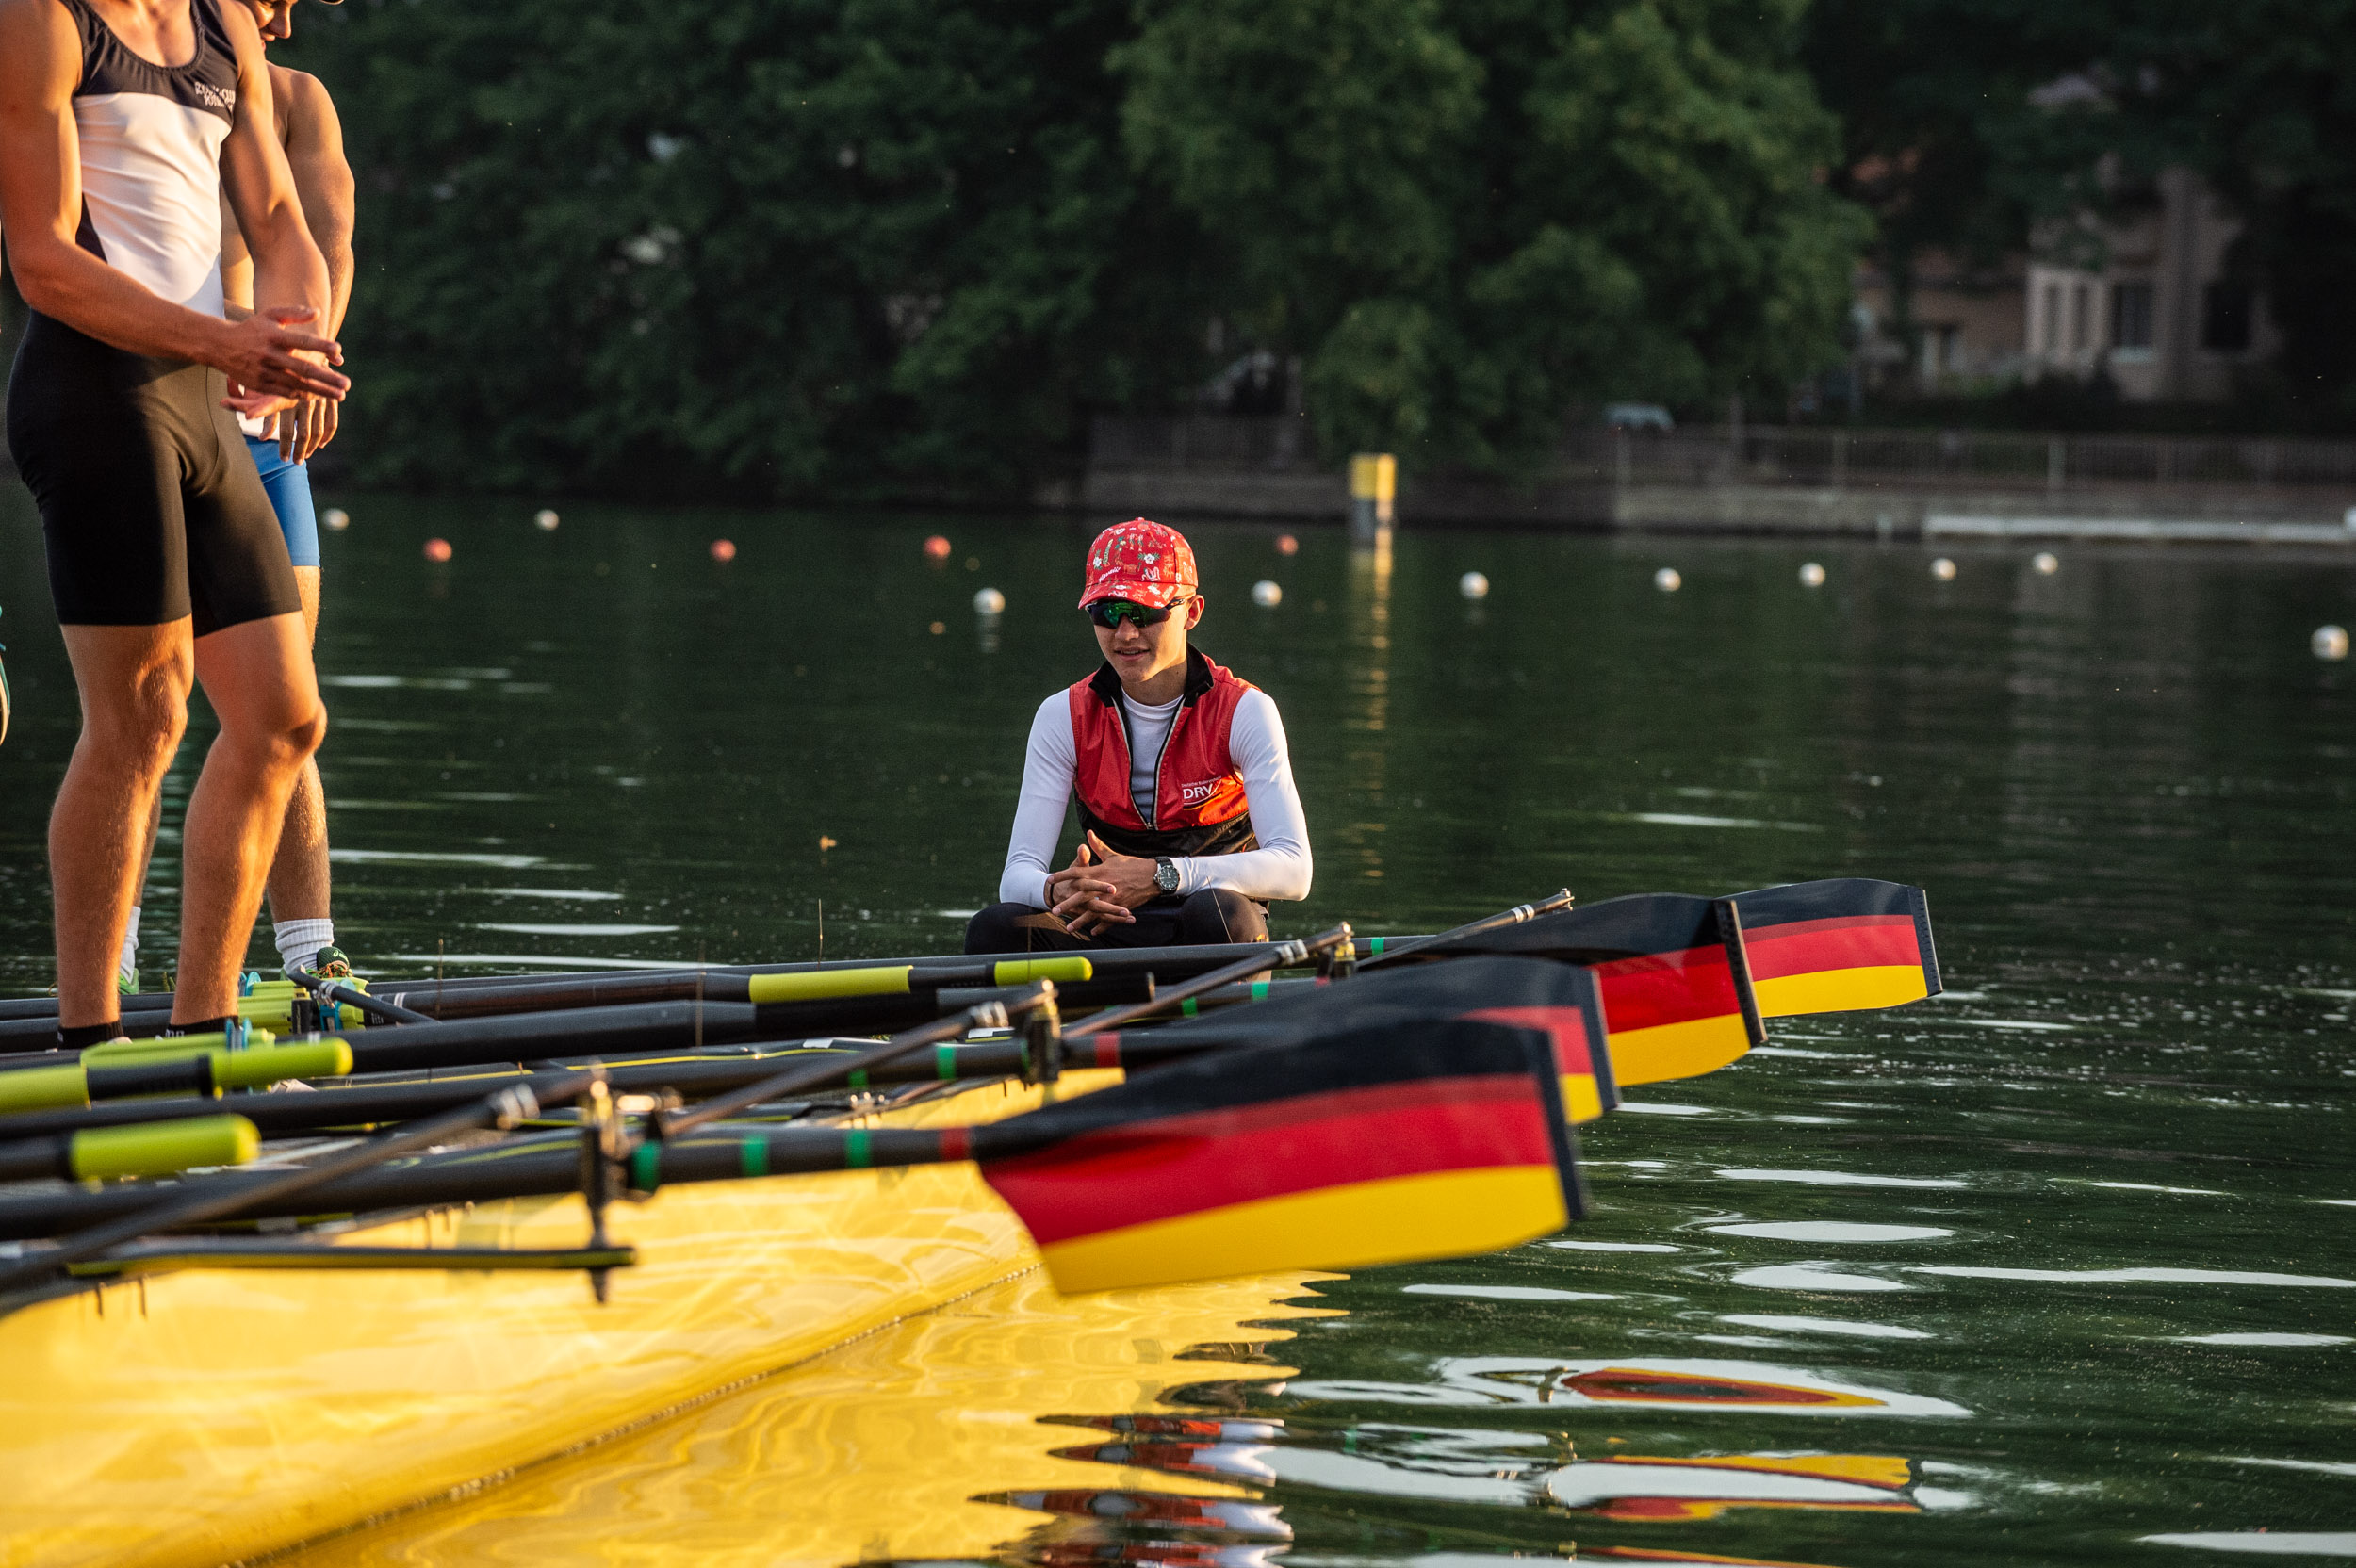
xmin=1728 ymin=878 xmax=1941 ymax=1016
xmin=0 ymin=971 xmax=1152 ymax=1067
xmin=0 ymin=1018 xmax=1583 ymax=1297
xmin=0 ymin=1074 xmax=586 ymax=1295
xmin=1056 ymin=924 xmax=1353 ymax=1037
xmin=286 ymin=956 xmax=434 ymax=1025
xmin=1366 ymin=891 xmax=1768 ymax=1085
xmin=0 ymin=1113 xmax=257 ymax=1184
xmin=1357 ymin=890 xmax=1575 ymax=967
xmin=0 ymin=1037 xmax=350 ymax=1117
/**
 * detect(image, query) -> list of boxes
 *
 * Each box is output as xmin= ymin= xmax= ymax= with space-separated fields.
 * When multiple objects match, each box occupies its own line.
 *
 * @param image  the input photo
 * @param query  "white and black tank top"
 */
xmin=64 ymin=0 xmax=238 ymax=318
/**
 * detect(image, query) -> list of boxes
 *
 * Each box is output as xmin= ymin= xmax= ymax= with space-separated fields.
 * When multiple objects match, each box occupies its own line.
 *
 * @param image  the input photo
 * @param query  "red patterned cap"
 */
xmin=1078 ymin=519 xmax=1198 ymax=609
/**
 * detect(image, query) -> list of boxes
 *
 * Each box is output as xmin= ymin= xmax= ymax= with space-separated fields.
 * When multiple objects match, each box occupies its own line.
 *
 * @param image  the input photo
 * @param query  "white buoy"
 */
xmin=2315 ymin=625 xmax=2349 ymax=661
xmin=1653 ymin=567 xmax=1682 ymax=592
xmin=2033 ymin=551 xmax=2059 ymax=575
xmin=534 ymin=509 xmax=560 ymax=531
xmin=973 ymin=586 xmax=1006 ymax=615
xmin=1798 ymin=562 xmax=1826 ymax=588
xmin=1252 ymin=580 xmax=1283 ymax=608
xmin=1930 ymin=557 xmax=1958 ymax=581
xmin=1459 ymin=571 xmax=1490 ymax=600
xmin=322 ymin=508 xmax=350 ymax=531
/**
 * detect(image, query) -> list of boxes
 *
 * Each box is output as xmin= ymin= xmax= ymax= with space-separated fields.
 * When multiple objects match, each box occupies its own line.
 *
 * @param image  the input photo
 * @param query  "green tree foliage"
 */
xmin=284 ymin=0 xmax=1867 ymax=494
xmin=286 ymin=0 xmax=1219 ymax=497
xmin=1120 ymin=0 xmax=1870 ymax=466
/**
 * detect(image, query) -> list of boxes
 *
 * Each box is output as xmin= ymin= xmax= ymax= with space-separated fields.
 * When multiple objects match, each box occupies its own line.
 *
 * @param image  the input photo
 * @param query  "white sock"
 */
xmin=274 ymin=918 xmax=337 ymax=972
xmin=119 ymin=906 xmax=141 ymax=985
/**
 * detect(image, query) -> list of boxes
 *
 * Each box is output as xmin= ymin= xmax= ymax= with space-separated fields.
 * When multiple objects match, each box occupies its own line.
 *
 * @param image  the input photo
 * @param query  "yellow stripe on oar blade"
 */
xmin=1606 ymin=1015 xmax=1753 ymax=1087
xmin=990 ymin=956 xmax=1091 ymax=987
xmin=1754 ymin=966 xmax=1929 ymax=1019
xmin=746 ymin=966 xmax=913 ymax=1004
xmin=1034 ymin=1165 xmax=1568 ymax=1295
xmin=70 ymin=1115 xmax=258 ymax=1181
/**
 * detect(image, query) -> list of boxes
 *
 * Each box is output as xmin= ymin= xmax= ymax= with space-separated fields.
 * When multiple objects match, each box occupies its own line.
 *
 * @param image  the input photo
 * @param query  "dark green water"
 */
xmin=3 ymin=486 xmax=2353 ymax=1564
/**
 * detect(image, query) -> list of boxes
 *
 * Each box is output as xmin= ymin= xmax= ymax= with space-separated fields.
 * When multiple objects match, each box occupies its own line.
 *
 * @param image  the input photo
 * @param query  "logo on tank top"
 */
xmin=189 ymin=80 xmax=236 ymax=112
xmin=1177 ymin=776 xmax=1228 ymax=805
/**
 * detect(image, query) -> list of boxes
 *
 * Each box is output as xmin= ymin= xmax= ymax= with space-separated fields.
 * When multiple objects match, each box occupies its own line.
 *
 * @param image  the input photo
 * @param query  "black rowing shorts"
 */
xmin=7 ymin=311 xmax=300 ymax=635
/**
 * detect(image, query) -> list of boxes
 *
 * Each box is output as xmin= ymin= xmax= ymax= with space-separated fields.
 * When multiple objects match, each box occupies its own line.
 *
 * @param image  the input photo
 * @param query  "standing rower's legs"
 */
xmin=53 ymin=623 xmax=195 ymax=1030
xmin=265 ymin=565 xmax=336 ymax=969
xmin=174 ymin=612 xmax=326 ymax=1025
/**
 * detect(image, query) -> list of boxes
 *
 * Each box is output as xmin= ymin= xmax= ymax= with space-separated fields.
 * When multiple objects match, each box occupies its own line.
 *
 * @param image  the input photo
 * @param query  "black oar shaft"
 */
xmin=1359 ymin=890 xmax=1575 ymax=968
xmin=0 ymin=1077 xmax=588 ymax=1292
xmin=1063 ymin=925 xmax=1350 ymax=1036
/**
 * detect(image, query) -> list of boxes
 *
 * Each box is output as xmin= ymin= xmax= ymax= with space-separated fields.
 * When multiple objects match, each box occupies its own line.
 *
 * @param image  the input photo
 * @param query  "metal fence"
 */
xmin=1091 ymin=415 xmax=2356 ymax=493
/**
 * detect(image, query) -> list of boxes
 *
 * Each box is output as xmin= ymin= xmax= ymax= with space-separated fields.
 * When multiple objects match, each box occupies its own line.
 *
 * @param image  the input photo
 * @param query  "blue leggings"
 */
xmin=245 ymin=435 xmax=319 ymax=569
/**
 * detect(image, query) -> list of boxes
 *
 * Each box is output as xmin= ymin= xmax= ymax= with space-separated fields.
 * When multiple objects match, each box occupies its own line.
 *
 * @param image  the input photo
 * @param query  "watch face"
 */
xmin=1155 ymin=859 xmax=1179 ymax=891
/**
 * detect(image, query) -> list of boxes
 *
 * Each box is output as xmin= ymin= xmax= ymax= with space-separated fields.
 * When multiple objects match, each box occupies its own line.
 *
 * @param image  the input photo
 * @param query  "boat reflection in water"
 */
xmin=1018 ymin=1361 xmax=1945 ymax=1568
xmin=276 ymin=1272 xmax=1328 ymax=1567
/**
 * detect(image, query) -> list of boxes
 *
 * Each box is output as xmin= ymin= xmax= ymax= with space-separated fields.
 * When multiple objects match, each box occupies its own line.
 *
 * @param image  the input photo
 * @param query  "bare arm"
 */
xmin=275 ymin=67 xmax=352 ymax=336
xmin=0 ymin=0 xmax=342 ymax=394
xmin=214 ymin=4 xmax=335 ymax=379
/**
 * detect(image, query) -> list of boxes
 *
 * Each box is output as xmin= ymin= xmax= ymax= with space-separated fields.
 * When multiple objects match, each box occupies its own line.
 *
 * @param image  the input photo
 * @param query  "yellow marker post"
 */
xmin=1348 ymin=453 xmax=1397 ymax=551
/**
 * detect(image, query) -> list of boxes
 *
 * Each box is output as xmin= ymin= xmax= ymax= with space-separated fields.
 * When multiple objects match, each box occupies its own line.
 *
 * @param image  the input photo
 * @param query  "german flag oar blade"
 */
xmin=1380 ymin=893 xmax=1763 ymax=1087
xmin=1731 ymin=878 xmax=1941 ymax=1017
xmin=1093 ymin=956 xmax=1618 ymax=1124
xmin=974 ymin=1019 xmax=1581 ymax=1294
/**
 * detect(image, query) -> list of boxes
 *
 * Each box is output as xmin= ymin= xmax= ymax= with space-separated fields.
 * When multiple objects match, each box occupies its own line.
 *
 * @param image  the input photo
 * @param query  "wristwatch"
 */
xmin=1153 ymin=857 xmax=1181 ymax=894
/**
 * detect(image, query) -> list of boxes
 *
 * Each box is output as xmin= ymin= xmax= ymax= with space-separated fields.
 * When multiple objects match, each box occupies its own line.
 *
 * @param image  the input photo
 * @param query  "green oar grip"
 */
xmin=0 ymin=1064 xmax=90 ymax=1117
xmin=70 ymin=1114 xmax=259 ymax=1180
xmin=210 ymin=1039 xmax=352 ymax=1089
xmin=990 ymin=956 xmax=1092 ymax=986
xmin=84 ymin=1028 xmax=280 ymax=1066
xmin=745 ymin=965 xmax=913 ymax=1004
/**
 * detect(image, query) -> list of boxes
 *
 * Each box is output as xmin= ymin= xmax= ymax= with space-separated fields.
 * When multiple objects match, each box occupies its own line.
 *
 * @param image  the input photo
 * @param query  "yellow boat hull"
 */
xmin=0 ymin=1072 xmax=1118 ymax=1568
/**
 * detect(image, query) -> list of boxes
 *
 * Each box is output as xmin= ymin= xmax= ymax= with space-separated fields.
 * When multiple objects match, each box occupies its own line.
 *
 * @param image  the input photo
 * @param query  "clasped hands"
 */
xmin=1042 ymin=830 xmax=1164 ymax=939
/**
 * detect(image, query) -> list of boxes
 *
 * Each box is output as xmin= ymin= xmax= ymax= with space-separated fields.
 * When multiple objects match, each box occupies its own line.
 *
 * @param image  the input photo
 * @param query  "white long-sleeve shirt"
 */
xmin=995 ymin=685 xmax=1314 ymax=907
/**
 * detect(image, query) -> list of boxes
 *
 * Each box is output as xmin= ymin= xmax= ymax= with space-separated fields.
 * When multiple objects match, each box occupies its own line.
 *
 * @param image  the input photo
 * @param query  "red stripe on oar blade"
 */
xmin=1468 ymin=1005 xmax=1596 ymax=1077
xmin=1591 ymin=945 xmax=1740 ymax=1033
xmin=982 ymin=1076 xmax=1553 ymax=1247
xmin=1743 ymin=915 xmax=1920 ymax=980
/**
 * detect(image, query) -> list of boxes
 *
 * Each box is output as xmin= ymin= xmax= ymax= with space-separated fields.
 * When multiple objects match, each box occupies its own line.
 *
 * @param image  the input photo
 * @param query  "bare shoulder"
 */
xmin=270 ymin=63 xmax=345 ymax=147
xmin=0 ymin=0 xmax=79 ymax=70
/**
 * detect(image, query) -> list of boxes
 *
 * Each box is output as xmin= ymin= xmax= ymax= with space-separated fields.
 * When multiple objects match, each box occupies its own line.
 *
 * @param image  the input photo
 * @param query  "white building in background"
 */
xmin=2023 ymin=168 xmax=2276 ymax=401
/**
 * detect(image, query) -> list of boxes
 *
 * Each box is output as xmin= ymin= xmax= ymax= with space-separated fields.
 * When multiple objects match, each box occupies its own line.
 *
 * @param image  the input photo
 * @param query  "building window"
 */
xmin=2043 ymin=283 xmax=2063 ymax=352
xmin=2070 ymin=282 xmax=2090 ymax=351
xmin=2112 ymin=282 xmax=2154 ymax=350
xmin=2201 ymin=281 xmax=2252 ymax=351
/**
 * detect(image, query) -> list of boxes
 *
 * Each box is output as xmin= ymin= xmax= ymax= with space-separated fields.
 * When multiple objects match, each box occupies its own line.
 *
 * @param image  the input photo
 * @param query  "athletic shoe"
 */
xmin=117 ymin=970 xmax=139 ymax=996
xmin=310 ymin=945 xmax=354 ymax=981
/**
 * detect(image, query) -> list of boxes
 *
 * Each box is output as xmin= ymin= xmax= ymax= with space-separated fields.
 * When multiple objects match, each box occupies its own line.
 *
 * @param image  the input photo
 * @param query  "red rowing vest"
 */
xmin=1068 ymin=649 xmax=1259 ymax=859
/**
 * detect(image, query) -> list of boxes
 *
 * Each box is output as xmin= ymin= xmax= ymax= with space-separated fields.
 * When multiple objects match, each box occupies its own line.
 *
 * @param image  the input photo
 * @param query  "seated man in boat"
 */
xmin=965 ymin=519 xmax=1313 ymax=954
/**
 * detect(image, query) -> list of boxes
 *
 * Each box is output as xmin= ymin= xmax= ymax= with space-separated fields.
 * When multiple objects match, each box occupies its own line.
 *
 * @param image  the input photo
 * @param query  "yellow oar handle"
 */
xmin=990 ymin=956 xmax=1091 ymax=986
xmin=747 ymin=966 xmax=914 ymax=1004
xmin=746 ymin=956 xmax=1092 ymax=1005
xmin=213 ymin=1039 xmax=352 ymax=1088
xmin=0 ymin=1039 xmax=351 ymax=1117
xmin=83 ymin=1028 xmax=281 ymax=1065
xmin=0 ymin=1064 xmax=91 ymax=1117
xmin=70 ymin=1115 xmax=259 ymax=1181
